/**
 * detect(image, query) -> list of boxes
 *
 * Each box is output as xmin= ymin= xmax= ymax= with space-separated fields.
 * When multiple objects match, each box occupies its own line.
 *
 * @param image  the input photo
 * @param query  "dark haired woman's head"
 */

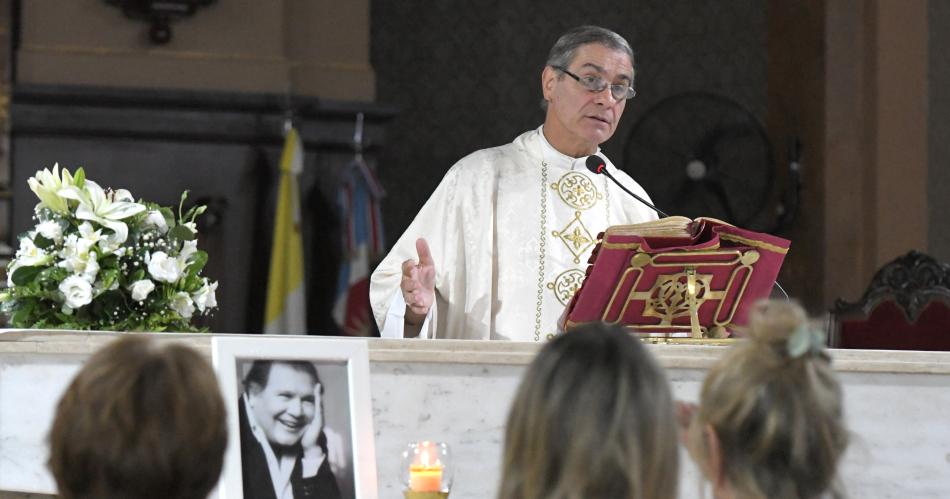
xmin=49 ymin=335 xmax=227 ymax=499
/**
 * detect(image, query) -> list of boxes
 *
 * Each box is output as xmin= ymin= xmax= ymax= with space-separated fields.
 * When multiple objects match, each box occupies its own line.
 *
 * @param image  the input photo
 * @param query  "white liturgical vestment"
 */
xmin=370 ymin=127 xmax=658 ymax=341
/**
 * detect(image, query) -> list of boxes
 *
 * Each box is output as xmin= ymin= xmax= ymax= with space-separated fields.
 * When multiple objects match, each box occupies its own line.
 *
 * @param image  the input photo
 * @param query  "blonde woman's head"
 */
xmin=688 ymin=300 xmax=848 ymax=499
xmin=498 ymin=322 xmax=678 ymax=499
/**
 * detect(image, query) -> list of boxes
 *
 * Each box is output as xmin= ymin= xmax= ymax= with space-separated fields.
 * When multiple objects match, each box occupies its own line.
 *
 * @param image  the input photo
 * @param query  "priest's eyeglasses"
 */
xmin=553 ymin=66 xmax=636 ymax=100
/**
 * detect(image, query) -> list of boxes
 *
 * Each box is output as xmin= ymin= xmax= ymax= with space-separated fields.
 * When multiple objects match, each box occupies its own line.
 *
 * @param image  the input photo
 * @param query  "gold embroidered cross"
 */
xmin=552 ymin=211 xmax=595 ymax=264
xmin=564 ymin=226 xmax=590 ymax=249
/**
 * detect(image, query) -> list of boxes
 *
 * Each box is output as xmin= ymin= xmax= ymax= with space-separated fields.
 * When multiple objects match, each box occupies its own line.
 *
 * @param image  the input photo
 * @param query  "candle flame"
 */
xmin=421 ymin=449 xmax=430 ymax=467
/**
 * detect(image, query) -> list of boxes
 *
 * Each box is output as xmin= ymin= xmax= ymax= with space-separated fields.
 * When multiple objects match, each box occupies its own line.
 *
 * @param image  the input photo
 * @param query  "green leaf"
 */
xmin=74 ymin=167 xmax=86 ymax=188
xmin=92 ymin=290 xmax=125 ymax=321
xmin=160 ymin=207 xmax=176 ymax=228
xmin=183 ymin=274 xmax=201 ymax=291
xmin=99 ymin=268 xmax=119 ymax=291
xmin=12 ymin=266 xmax=44 ymax=286
xmin=178 ymin=190 xmax=190 ymax=222
xmin=99 ymin=255 xmax=119 ymax=269
xmin=11 ymin=299 xmax=37 ymax=326
xmin=187 ymin=250 xmax=208 ymax=274
xmin=190 ymin=205 xmax=207 ymax=221
xmin=38 ymin=267 xmax=68 ymax=291
xmin=183 ymin=204 xmax=207 ymax=224
xmin=32 ymin=234 xmax=54 ymax=249
xmin=169 ymin=224 xmax=195 ymax=242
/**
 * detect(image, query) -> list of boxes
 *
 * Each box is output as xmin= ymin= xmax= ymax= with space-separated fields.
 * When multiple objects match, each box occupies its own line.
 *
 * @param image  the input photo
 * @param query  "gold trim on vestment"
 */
xmin=552 ymin=171 xmax=601 ymax=210
xmin=547 ymin=269 xmax=586 ymax=306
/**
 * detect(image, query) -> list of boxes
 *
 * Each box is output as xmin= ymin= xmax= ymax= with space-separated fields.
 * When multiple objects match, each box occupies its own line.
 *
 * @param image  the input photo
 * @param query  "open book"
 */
xmin=565 ymin=217 xmax=790 ymax=338
xmin=601 ymin=216 xmax=733 ymax=246
xmin=606 ymin=215 xmax=715 ymax=237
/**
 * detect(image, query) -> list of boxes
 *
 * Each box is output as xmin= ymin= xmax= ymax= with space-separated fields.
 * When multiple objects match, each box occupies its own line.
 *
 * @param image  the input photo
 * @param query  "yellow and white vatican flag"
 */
xmin=264 ymin=127 xmax=307 ymax=334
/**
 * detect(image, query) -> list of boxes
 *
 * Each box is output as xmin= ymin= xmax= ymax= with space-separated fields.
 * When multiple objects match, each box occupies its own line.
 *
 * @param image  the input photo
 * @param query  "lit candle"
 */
xmin=409 ymin=446 xmax=443 ymax=492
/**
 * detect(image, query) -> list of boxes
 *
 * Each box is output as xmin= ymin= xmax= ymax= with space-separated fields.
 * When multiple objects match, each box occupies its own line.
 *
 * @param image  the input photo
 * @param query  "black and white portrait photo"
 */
xmin=237 ymin=359 xmax=353 ymax=499
xmin=213 ymin=337 xmax=377 ymax=499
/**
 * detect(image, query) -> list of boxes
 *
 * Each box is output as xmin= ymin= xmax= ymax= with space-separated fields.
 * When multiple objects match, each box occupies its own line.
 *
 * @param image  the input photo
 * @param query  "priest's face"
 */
xmin=249 ymin=362 xmax=319 ymax=448
xmin=542 ymin=43 xmax=633 ymax=157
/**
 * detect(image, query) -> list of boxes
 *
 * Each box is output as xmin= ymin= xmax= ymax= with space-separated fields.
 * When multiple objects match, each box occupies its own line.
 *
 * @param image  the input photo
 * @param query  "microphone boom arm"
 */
xmin=601 ymin=169 xmax=669 ymax=218
xmin=585 ymin=155 xmax=669 ymax=218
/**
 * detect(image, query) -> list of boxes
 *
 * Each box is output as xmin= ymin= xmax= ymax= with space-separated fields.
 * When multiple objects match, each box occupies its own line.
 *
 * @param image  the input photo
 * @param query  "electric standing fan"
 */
xmin=623 ymin=92 xmax=774 ymax=229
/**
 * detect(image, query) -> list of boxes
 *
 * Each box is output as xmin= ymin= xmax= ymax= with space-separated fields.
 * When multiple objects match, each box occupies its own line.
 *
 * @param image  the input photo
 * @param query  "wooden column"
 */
xmin=823 ymin=0 xmax=929 ymax=306
xmin=767 ymin=1 xmax=827 ymax=311
xmin=823 ymin=0 xmax=873 ymax=306
xmin=871 ymin=0 xmax=928 ymax=264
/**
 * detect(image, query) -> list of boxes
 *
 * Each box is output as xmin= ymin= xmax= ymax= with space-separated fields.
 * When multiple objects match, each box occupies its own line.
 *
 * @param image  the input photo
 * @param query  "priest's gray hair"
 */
xmin=545 ymin=25 xmax=634 ymax=70
xmin=541 ymin=26 xmax=634 ymax=110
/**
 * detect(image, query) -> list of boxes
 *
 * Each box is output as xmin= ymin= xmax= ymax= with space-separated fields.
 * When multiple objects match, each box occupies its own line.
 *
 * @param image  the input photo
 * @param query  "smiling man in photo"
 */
xmin=239 ymin=360 xmax=341 ymax=499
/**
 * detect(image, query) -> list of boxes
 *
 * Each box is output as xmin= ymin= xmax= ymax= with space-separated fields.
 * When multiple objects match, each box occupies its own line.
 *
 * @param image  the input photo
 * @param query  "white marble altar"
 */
xmin=1 ymin=331 xmax=949 ymax=498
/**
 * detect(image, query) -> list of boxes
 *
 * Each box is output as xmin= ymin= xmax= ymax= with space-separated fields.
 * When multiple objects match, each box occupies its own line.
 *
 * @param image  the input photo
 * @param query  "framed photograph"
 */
xmin=212 ymin=336 xmax=378 ymax=499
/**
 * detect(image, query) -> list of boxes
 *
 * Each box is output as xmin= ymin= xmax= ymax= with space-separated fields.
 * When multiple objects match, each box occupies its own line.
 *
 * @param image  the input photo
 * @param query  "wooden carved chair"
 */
xmin=829 ymin=250 xmax=950 ymax=351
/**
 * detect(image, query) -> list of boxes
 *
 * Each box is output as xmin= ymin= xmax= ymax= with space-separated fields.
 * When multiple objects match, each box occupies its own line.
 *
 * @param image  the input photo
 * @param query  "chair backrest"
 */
xmin=829 ymin=250 xmax=950 ymax=351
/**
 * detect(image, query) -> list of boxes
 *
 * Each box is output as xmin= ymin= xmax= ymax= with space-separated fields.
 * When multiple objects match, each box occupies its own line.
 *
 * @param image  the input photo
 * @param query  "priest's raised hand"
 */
xmin=401 ymin=238 xmax=436 ymax=336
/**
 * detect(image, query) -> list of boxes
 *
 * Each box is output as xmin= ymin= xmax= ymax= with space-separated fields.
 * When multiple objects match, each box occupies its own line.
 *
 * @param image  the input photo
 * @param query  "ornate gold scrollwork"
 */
xmin=641 ymin=269 xmax=714 ymax=326
xmin=547 ymin=268 xmax=587 ymax=306
xmin=601 ymin=248 xmax=761 ymax=336
xmin=551 ymin=171 xmax=602 ymax=210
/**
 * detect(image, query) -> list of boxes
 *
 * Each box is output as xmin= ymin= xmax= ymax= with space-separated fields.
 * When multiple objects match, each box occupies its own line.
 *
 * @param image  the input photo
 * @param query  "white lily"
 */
xmin=14 ymin=236 xmax=53 ymax=267
xmin=58 ymin=180 xmax=146 ymax=244
xmin=7 ymin=237 xmax=53 ymax=286
xmin=192 ymin=279 xmax=218 ymax=312
xmin=77 ymin=221 xmax=105 ymax=246
xmin=59 ymin=223 xmax=102 ymax=265
xmin=177 ymin=240 xmax=198 ymax=267
xmin=27 ymin=163 xmax=77 ymax=214
xmin=98 ymin=232 xmax=125 ymax=256
xmin=170 ymin=291 xmax=195 ymax=319
xmin=58 ymin=230 xmax=101 ymax=284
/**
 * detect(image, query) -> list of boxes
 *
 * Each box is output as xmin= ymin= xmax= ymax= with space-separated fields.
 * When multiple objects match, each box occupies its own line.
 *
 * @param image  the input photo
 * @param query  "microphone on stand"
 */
xmin=585 ymin=155 xmax=669 ymax=218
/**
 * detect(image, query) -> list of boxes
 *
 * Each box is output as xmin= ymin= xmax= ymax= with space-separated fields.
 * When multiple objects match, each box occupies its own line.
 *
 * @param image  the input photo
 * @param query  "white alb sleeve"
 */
xmin=379 ymin=291 xmax=435 ymax=339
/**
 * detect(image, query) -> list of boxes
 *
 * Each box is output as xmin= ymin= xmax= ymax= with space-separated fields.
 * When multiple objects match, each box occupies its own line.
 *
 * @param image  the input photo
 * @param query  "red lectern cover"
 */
xmin=564 ymin=217 xmax=790 ymax=338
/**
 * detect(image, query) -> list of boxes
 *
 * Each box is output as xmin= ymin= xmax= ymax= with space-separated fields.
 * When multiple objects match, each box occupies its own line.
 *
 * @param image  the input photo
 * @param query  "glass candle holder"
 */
xmin=400 ymin=441 xmax=453 ymax=498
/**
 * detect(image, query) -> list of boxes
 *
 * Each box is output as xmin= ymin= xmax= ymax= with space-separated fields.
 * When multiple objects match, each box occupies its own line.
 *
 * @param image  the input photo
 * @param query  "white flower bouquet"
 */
xmin=0 ymin=164 xmax=219 ymax=331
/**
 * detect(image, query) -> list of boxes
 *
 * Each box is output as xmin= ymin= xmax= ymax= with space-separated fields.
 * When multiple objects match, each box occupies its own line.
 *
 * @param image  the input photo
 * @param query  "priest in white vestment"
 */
xmin=370 ymin=26 xmax=658 ymax=341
